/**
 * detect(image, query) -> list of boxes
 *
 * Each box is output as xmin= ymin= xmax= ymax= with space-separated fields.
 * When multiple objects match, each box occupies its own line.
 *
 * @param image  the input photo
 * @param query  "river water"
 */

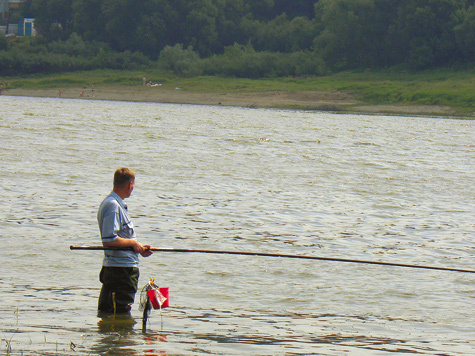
xmin=0 ymin=95 xmax=474 ymax=355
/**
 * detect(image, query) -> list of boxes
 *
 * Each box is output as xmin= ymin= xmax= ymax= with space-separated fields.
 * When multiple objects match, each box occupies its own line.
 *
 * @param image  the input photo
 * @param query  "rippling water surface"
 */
xmin=1 ymin=96 xmax=474 ymax=355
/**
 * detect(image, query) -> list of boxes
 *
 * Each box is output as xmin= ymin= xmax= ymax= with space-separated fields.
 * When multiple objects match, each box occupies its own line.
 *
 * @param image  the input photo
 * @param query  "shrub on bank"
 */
xmin=0 ymin=35 xmax=150 ymax=76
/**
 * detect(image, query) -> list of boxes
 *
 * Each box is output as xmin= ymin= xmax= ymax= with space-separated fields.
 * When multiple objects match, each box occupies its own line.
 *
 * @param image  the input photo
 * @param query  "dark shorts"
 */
xmin=98 ymin=266 xmax=139 ymax=313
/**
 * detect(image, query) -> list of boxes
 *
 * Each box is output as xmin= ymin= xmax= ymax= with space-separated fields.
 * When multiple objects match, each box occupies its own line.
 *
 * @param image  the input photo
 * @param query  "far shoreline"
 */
xmin=3 ymin=86 xmax=470 ymax=119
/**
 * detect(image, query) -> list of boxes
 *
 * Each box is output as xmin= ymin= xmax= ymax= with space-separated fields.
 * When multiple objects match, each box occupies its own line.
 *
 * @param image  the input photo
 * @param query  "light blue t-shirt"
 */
xmin=97 ymin=191 xmax=139 ymax=267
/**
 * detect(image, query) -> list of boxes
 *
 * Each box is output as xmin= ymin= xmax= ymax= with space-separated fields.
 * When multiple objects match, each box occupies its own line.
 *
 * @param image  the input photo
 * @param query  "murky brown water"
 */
xmin=1 ymin=96 xmax=474 ymax=355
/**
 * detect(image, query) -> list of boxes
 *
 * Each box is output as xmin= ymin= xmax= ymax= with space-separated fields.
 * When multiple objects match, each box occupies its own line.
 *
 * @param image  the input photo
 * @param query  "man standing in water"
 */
xmin=97 ymin=167 xmax=153 ymax=313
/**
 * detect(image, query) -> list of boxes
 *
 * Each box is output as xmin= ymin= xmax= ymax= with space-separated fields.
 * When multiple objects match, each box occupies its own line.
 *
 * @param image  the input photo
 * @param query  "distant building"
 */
xmin=0 ymin=0 xmax=8 ymax=20
xmin=0 ymin=0 xmax=7 ymax=20
xmin=1 ymin=0 xmax=26 ymax=19
xmin=1 ymin=0 xmax=28 ymax=21
xmin=1 ymin=0 xmax=32 ymax=36
xmin=17 ymin=17 xmax=34 ymax=36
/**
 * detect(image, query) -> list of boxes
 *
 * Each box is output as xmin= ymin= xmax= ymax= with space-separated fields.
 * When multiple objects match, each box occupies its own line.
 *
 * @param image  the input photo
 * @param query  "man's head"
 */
xmin=113 ymin=167 xmax=135 ymax=199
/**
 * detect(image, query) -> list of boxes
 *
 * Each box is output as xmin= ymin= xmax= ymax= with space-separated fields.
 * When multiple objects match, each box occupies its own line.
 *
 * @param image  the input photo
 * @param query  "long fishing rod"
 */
xmin=70 ymin=245 xmax=475 ymax=274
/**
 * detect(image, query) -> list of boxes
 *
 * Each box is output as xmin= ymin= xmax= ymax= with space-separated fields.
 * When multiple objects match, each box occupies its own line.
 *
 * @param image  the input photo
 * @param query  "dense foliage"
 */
xmin=2 ymin=0 xmax=474 ymax=76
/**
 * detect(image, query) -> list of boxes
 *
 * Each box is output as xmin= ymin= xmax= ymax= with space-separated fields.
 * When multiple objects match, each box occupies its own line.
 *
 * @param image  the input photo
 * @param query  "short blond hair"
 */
xmin=113 ymin=167 xmax=135 ymax=188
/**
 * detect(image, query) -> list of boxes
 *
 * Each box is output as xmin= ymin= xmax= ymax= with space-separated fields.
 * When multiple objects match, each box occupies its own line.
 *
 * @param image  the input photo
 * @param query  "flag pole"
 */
xmin=70 ymin=245 xmax=475 ymax=274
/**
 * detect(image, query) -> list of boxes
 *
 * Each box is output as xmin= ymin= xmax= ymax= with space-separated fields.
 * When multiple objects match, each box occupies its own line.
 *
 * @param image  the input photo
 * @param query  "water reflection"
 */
xmin=143 ymin=333 xmax=169 ymax=356
xmin=97 ymin=311 xmax=137 ymax=334
xmin=94 ymin=312 xmax=138 ymax=354
xmin=95 ymin=312 xmax=168 ymax=355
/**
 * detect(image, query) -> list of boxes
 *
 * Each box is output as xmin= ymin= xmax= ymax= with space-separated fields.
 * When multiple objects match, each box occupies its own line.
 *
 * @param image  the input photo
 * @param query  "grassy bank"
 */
xmin=2 ymin=68 xmax=474 ymax=118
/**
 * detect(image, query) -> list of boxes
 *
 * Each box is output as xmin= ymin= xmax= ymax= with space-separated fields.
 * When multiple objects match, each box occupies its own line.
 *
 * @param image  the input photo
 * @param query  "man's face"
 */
xmin=126 ymin=179 xmax=135 ymax=198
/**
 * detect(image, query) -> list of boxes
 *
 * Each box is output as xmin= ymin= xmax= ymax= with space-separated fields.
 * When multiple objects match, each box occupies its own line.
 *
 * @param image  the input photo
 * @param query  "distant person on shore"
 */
xmin=92 ymin=84 xmax=95 ymax=97
xmin=97 ymin=167 xmax=153 ymax=314
xmin=143 ymin=76 xmax=146 ymax=86
xmin=0 ymin=82 xmax=5 ymax=95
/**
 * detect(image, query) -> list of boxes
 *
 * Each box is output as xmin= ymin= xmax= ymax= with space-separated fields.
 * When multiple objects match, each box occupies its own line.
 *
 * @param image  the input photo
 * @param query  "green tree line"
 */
xmin=1 ymin=0 xmax=474 ymax=77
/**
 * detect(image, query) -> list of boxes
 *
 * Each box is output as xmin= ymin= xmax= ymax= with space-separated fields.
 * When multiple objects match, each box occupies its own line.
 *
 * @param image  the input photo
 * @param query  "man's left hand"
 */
xmin=141 ymin=245 xmax=153 ymax=257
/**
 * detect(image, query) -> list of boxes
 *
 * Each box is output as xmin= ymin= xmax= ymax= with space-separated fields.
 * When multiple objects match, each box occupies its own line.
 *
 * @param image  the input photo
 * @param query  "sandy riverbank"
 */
xmin=3 ymin=86 xmax=462 ymax=118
